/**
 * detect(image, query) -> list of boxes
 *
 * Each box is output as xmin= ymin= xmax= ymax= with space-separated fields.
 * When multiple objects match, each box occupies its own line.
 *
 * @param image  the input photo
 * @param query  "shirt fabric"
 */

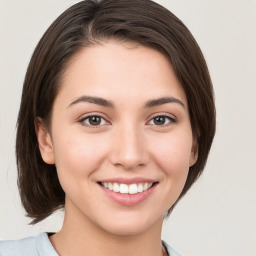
xmin=0 ymin=232 xmax=182 ymax=256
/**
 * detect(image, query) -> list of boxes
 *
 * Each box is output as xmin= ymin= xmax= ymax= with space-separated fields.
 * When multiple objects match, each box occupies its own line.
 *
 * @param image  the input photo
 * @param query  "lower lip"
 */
xmin=99 ymin=184 xmax=157 ymax=206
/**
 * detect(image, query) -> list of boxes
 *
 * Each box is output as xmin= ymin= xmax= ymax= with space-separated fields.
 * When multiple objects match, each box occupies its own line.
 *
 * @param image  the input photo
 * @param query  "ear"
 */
xmin=35 ymin=117 xmax=55 ymax=164
xmin=189 ymin=138 xmax=198 ymax=167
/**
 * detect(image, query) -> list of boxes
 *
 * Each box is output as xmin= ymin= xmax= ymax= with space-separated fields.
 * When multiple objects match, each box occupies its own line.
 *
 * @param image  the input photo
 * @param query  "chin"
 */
xmin=99 ymin=211 xmax=163 ymax=237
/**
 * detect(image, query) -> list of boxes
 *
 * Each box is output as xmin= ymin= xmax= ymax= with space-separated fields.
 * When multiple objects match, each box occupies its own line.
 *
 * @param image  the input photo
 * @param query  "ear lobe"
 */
xmin=35 ymin=117 xmax=55 ymax=164
xmin=189 ymin=139 xmax=198 ymax=167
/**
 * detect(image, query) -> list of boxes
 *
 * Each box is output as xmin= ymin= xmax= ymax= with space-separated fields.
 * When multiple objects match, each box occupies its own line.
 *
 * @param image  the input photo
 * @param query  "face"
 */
xmin=37 ymin=42 xmax=197 ymax=236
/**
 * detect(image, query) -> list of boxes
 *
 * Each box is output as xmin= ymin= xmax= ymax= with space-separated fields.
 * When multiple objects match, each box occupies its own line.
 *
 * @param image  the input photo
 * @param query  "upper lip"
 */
xmin=98 ymin=177 xmax=158 ymax=185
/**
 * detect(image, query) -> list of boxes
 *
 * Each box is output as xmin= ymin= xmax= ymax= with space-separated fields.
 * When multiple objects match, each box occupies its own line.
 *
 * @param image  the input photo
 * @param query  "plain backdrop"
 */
xmin=0 ymin=0 xmax=255 ymax=255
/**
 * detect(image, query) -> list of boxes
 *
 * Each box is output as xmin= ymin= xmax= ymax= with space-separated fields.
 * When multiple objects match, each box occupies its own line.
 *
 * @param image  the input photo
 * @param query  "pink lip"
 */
xmin=98 ymin=181 xmax=158 ymax=206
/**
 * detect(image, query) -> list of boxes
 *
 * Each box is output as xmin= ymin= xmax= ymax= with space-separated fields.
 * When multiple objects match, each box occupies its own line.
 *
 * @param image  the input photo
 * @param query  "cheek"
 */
xmin=52 ymin=131 xmax=109 ymax=188
xmin=147 ymin=131 xmax=193 ymax=211
xmin=150 ymin=131 xmax=193 ymax=175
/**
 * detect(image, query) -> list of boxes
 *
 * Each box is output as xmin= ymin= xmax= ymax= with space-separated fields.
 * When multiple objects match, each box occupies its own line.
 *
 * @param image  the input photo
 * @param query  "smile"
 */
xmin=98 ymin=178 xmax=158 ymax=205
xmin=99 ymin=182 xmax=154 ymax=195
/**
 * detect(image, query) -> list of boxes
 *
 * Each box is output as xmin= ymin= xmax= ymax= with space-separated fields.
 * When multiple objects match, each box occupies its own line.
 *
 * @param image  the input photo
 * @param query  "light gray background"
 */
xmin=0 ymin=0 xmax=256 ymax=255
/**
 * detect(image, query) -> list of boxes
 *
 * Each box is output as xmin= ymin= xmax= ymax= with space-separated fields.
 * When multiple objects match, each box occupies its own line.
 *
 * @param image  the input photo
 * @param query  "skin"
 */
xmin=36 ymin=42 xmax=198 ymax=256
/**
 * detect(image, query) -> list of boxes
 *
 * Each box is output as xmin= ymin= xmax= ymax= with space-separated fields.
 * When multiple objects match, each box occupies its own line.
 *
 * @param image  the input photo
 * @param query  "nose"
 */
xmin=109 ymin=122 xmax=150 ymax=170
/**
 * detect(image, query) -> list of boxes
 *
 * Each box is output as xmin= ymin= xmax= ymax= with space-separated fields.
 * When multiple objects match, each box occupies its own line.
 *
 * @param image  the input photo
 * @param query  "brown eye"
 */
xmin=154 ymin=116 xmax=166 ymax=125
xmin=148 ymin=115 xmax=176 ymax=126
xmin=88 ymin=116 xmax=101 ymax=125
xmin=80 ymin=115 xmax=108 ymax=127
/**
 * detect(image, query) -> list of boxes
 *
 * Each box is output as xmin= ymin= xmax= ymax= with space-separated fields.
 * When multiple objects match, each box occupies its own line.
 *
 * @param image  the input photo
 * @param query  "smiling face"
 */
xmin=37 ymin=42 xmax=197 ymax=236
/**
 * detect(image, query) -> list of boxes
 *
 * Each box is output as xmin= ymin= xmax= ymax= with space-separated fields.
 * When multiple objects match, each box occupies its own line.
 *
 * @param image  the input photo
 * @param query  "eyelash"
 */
xmin=78 ymin=114 xmax=176 ymax=128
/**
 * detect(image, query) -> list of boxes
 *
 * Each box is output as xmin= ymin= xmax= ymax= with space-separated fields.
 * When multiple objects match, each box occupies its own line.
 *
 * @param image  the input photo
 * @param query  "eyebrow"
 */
xmin=145 ymin=96 xmax=185 ymax=109
xmin=69 ymin=95 xmax=114 ymax=108
xmin=68 ymin=95 xmax=185 ymax=109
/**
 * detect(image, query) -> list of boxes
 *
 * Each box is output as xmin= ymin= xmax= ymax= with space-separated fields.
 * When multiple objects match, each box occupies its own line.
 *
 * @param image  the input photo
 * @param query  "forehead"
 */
xmin=56 ymin=42 xmax=187 ymax=109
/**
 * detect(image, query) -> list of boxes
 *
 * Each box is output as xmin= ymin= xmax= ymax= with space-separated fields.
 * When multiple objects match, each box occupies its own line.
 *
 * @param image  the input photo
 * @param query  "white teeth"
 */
xmin=101 ymin=182 xmax=155 ymax=194
xmin=113 ymin=183 xmax=119 ymax=192
xmin=148 ymin=183 xmax=153 ymax=190
xmin=143 ymin=183 xmax=149 ymax=191
xmin=119 ymin=184 xmax=128 ymax=194
xmin=138 ymin=184 xmax=144 ymax=192
xmin=129 ymin=184 xmax=138 ymax=194
xmin=107 ymin=183 xmax=113 ymax=190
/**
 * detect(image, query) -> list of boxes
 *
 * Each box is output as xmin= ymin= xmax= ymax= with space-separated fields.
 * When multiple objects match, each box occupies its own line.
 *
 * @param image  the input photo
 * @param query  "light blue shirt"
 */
xmin=0 ymin=232 xmax=182 ymax=256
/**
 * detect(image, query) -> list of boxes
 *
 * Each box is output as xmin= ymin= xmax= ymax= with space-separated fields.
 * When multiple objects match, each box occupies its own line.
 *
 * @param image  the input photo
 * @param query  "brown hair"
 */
xmin=16 ymin=0 xmax=216 ymax=224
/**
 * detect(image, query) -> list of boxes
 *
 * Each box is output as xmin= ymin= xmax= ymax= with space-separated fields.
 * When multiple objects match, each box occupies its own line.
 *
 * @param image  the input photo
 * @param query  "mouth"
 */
xmin=98 ymin=181 xmax=158 ymax=195
xmin=97 ymin=177 xmax=159 ymax=205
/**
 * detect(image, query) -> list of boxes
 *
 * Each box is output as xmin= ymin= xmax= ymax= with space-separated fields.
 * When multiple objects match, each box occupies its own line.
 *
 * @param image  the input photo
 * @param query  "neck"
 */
xmin=50 ymin=199 xmax=166 ymax=256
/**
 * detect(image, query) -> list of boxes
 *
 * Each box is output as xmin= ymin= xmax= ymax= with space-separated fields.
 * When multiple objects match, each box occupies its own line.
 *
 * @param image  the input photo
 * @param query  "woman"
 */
xmin=0 ymin=0 xmax=215 ymax=255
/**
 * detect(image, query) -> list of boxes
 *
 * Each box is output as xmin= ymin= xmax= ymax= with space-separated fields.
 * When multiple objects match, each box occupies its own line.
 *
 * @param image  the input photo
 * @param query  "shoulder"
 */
xmin=0 ymin=233 xmax=58 ymax=256
xmin=0 ymin=234 xmax=37 ymax=256
xmin=162 ymin=240 xmax=182 ymax=256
